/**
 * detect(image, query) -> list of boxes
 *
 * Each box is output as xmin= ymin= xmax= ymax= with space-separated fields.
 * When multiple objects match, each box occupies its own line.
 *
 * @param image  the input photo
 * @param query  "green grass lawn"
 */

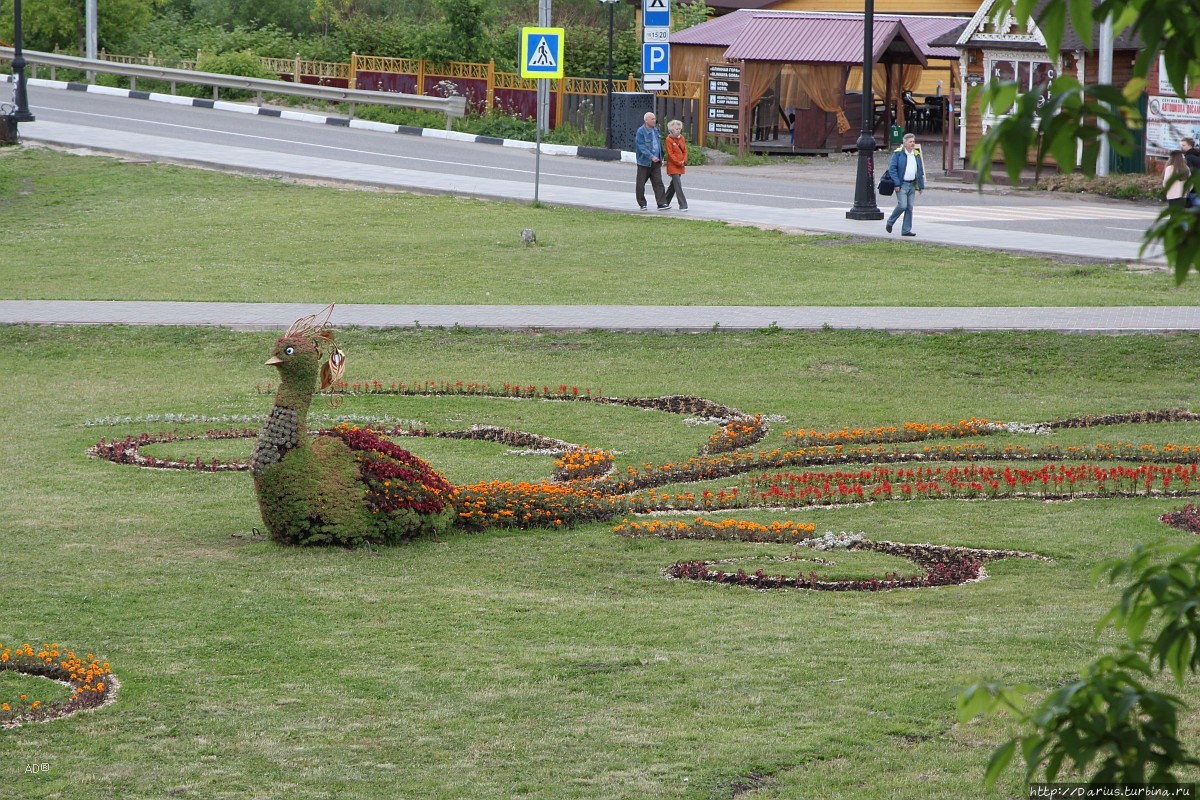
xmin=1 ymin=147 xmax=1195 ymax=307
xmin=4 ymin=324 xmax=1200 ymax=799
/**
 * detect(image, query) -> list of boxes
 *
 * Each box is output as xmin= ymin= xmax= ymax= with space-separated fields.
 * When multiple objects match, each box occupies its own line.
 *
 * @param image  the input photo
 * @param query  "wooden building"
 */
xmin=671 ymin=11 xmax=963 ymax=152
xmin=929 ymin=0 xmax=1141 ymax=170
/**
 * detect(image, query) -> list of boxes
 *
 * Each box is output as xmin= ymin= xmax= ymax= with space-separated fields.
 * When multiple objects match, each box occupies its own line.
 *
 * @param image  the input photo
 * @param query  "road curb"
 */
xmin=8 ymin=75 xmax=634 ymax=163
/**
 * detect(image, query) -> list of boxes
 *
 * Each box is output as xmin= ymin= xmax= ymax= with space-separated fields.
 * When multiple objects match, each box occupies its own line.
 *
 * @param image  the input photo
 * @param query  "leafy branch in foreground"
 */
xmin=972 ymin=0 xmax=1200 ymax=280
xmin=958 ymin=540 xmax=1200 ymax=788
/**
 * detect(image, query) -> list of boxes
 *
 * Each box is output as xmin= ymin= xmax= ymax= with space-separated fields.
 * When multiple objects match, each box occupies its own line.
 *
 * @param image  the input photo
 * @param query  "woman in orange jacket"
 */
xmin=663 ymin=119 xmax=689 ymax=211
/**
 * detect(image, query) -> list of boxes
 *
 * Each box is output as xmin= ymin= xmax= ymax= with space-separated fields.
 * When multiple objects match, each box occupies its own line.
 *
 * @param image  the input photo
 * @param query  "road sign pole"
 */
xmin=534 ymin=88 xmax=542 ymax=203
xmin=519 ymin=16 xmax=563 ymax=202
xmin=538 ymin=0 xmax=551 ymax=134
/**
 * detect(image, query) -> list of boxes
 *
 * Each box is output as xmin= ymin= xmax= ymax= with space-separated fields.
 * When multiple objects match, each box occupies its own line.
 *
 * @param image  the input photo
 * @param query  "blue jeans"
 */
xmin=887 ymin=180 xmax=917 ymax=234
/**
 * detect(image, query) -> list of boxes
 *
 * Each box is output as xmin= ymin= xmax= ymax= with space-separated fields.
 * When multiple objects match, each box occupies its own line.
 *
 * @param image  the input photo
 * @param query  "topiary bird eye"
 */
xmin=284 ymin=346 xmax=295 ymax=356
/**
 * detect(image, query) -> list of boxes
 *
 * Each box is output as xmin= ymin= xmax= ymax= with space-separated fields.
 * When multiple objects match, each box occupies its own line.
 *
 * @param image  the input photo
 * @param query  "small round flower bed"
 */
xmin=1 ymin=642 xmax=116 ymax=727
xmin=1160 ymin=503 xmax=1200 ymax=534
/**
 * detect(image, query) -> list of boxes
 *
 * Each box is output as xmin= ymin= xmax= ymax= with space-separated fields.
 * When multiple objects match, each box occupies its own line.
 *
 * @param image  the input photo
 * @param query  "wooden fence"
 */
xmin=95 ymin=50 xmax=703 ymax=140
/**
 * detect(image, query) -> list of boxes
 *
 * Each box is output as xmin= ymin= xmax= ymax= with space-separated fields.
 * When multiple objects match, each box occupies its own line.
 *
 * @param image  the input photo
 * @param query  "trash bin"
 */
xmin=888 ymin=123 xmax=903 ymax=146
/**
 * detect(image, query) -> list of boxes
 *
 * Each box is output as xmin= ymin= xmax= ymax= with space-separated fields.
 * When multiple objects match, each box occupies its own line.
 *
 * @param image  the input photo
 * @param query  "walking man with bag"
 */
xmin=885 ymin=133 xmax=925 ymax=236
xmin=634 ymin=112 xmax=669 ymax=211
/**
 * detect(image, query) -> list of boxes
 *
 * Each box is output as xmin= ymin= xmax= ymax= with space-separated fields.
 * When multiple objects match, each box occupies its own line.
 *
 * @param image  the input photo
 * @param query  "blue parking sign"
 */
xmin=642 ymin=43 xmax=669 ymax=75
xmin=643 ymin=0 xmax=670 ymax=28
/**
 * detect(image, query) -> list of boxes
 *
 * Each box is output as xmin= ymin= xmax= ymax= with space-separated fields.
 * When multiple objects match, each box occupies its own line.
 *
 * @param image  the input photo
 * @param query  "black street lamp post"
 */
xmin=6 ymin=0 xmax=36 ymax=139
xmin=601 ymin=0 xmax=619 ymax=150
xmin=846 ymin=0 xmax=882 ymax=220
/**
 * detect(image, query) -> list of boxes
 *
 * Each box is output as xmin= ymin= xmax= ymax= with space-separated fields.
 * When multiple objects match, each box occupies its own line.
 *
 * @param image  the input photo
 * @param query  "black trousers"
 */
xmin=663 ymin=174 xmax=687 ymax=209
xmin=635 ymin=162 xmax=666 ymax=208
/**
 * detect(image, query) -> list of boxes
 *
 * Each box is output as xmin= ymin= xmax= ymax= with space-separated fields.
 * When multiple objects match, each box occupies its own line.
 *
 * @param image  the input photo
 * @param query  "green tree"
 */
xmin=672 ymin=0 xmax=711 ymax=32
xmin=972 ymin=0 xmax=1200 ymax=280
xmin=419 ymin=0 xmax=492 ymax=63
xmin=0 ymin=0 xmax=159 ymax=53
xmin=189 ymin=0 xmax=318 ymax=35
xmin=960 ymin=540 xmax=1200 ymax=787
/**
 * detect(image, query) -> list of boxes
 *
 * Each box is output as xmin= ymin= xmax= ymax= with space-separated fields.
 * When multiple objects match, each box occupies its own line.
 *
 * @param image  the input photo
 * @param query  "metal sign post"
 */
xmin=520 ymin=21 xmax=564 ymax=202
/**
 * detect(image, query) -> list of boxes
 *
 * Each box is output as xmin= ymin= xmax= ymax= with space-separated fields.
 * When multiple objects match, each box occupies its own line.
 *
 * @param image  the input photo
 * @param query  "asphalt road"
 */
xmin=18 ymin=83 xmax=1163 ymax=260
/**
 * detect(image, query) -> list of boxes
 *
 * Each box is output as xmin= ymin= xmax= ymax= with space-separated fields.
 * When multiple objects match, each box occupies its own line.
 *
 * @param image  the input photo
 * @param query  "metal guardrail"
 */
xmin=0 ymin=47 xmax=467 ymax=126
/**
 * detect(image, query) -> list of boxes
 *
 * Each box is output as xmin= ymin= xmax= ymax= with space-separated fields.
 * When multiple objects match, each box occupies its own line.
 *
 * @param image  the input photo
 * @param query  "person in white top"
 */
xmin=884 ymin=133 xmax=926 ymax=236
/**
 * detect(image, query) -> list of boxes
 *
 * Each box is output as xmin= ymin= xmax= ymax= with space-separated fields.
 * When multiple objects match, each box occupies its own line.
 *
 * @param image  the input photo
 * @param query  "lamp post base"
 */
xmin=846 ymin=131 xmax=884 ymax=220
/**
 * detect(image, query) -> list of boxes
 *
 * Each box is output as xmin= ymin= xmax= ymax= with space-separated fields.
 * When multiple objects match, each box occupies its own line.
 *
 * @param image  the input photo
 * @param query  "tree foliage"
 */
xmin=672 ymin=0 xmax=712 ymax=33
xmin=972 ymin=0 xmax=1200 ymax=281
xmin=959 ymin=540 xmax=1200 ymax=788
xmin=1 ymin=0 xmax=159 ymax=53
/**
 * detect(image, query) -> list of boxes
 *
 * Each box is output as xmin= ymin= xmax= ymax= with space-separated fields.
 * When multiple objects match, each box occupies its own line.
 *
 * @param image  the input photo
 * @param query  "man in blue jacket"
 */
xmin=885 ymin=132 xmax=925 ymax=236
xmin=634 ymin=111 xmax=669 ymax=210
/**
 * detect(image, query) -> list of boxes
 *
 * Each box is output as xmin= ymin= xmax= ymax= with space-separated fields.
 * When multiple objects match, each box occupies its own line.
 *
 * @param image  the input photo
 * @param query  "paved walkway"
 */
xmin=4 ymin=300 xmax=1200 ymax=332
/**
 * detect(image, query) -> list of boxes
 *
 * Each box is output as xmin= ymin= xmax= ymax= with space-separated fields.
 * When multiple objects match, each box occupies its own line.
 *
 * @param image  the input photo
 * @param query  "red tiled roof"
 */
xmin=672 ymin=10 xmax=966 ymax=61
xmin=724 ymin=17 xmax=900 ymax=63
xmin=670 ymin=9 xmax=794 ymax=47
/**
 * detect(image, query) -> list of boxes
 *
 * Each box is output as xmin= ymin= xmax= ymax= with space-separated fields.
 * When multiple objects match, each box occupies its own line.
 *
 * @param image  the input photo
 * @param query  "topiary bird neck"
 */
xmin=273 ymin=359 xmax=320 ymax=436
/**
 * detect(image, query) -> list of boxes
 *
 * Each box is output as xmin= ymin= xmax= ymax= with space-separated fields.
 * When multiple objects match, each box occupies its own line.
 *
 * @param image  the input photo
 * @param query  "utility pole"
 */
xmin=86 ymin=0 xmax=98 ymax=82
xmin=1096 ymin=14 xmax=1113 ymax=176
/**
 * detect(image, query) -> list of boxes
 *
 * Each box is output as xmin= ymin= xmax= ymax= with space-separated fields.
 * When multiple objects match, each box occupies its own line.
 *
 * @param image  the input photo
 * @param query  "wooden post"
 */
xmin=349 ymin=52 xmax=358 ymax=90
xmin=555 ymin=78 xmax=565 ymax=129
xmin=699 ymin=61 xmax=709 ymax=149
xmin=486 ymin=59 xmax=495 ymax=111
xmin=416 ymin=58 xmax=426 ymax=95
xmin=294 ymin=52 xmax=301 ymax=83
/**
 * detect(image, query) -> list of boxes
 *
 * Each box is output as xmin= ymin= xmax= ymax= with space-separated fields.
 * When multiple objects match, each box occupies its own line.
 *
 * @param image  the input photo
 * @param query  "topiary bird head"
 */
xmin=265 ymin=305 xmax=346 ymax=410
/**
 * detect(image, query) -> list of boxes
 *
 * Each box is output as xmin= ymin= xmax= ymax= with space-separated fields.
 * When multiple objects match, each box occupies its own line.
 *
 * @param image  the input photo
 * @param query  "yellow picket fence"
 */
xmin=97 ymin=49 xmax=701 ymax=130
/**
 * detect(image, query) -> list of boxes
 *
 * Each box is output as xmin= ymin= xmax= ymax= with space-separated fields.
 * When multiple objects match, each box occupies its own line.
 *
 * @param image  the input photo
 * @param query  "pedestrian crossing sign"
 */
xmin=520 ymin=27 xmax=565 ymax=79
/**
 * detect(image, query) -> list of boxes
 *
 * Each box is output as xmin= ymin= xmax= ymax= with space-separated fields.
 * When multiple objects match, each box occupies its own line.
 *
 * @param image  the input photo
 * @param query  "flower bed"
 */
xmin=614 ymin=517 xmax=816 ymax=543
xmin=648 ymin=525 xmax=1042 ymax=591
xmin=454 ymin=481 xmax=630 ymax=530
xmin=701 ymin=414 xmax=767 ymax=455
xmin=1160 ymin=503 xmax=1200 ymax=534
xmin=87 ymin=429 xmax=255 ymax=471
xmin=553 ymin=447 xmax=615 ymax=481
xmin=85 ymin=399 xmax=1200 ymax=533
xmin=1 ymin=643 xmax=116 ymax=727
xmin=782 ymin=418 xmax=996 ymax=446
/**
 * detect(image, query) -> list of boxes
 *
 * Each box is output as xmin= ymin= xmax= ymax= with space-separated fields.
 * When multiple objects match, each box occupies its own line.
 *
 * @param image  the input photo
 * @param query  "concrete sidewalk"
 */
xmin=3 ymin=300 xmax=1200 ymax=332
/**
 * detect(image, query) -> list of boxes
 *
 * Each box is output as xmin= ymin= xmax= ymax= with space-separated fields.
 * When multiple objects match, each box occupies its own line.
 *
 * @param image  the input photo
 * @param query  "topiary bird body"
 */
xmin=251 ymin=307 xmax=454 ymax=546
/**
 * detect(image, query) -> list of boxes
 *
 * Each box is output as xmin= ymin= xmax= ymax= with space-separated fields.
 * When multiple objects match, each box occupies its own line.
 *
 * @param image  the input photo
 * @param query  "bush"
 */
xmin=184 ymin=50 xmax=279 ymax=101
xmin=356 ymin=105 xmax=449 ymax=130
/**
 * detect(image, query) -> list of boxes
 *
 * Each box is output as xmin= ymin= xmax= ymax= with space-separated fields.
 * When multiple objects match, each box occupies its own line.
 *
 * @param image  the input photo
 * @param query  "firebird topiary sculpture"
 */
xmin=250 ymin=305 xmax=455 ymax=546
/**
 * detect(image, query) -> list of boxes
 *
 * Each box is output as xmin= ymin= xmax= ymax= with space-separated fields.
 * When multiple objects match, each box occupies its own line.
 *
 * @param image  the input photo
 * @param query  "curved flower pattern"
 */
xmin=1 ymin=643 xmax=116 ymax=727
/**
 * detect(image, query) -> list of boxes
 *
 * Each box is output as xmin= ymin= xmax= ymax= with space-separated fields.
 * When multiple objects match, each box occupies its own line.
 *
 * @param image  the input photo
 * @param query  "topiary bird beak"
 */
xmin=265 ymin=356 xmax=283 ymax=366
